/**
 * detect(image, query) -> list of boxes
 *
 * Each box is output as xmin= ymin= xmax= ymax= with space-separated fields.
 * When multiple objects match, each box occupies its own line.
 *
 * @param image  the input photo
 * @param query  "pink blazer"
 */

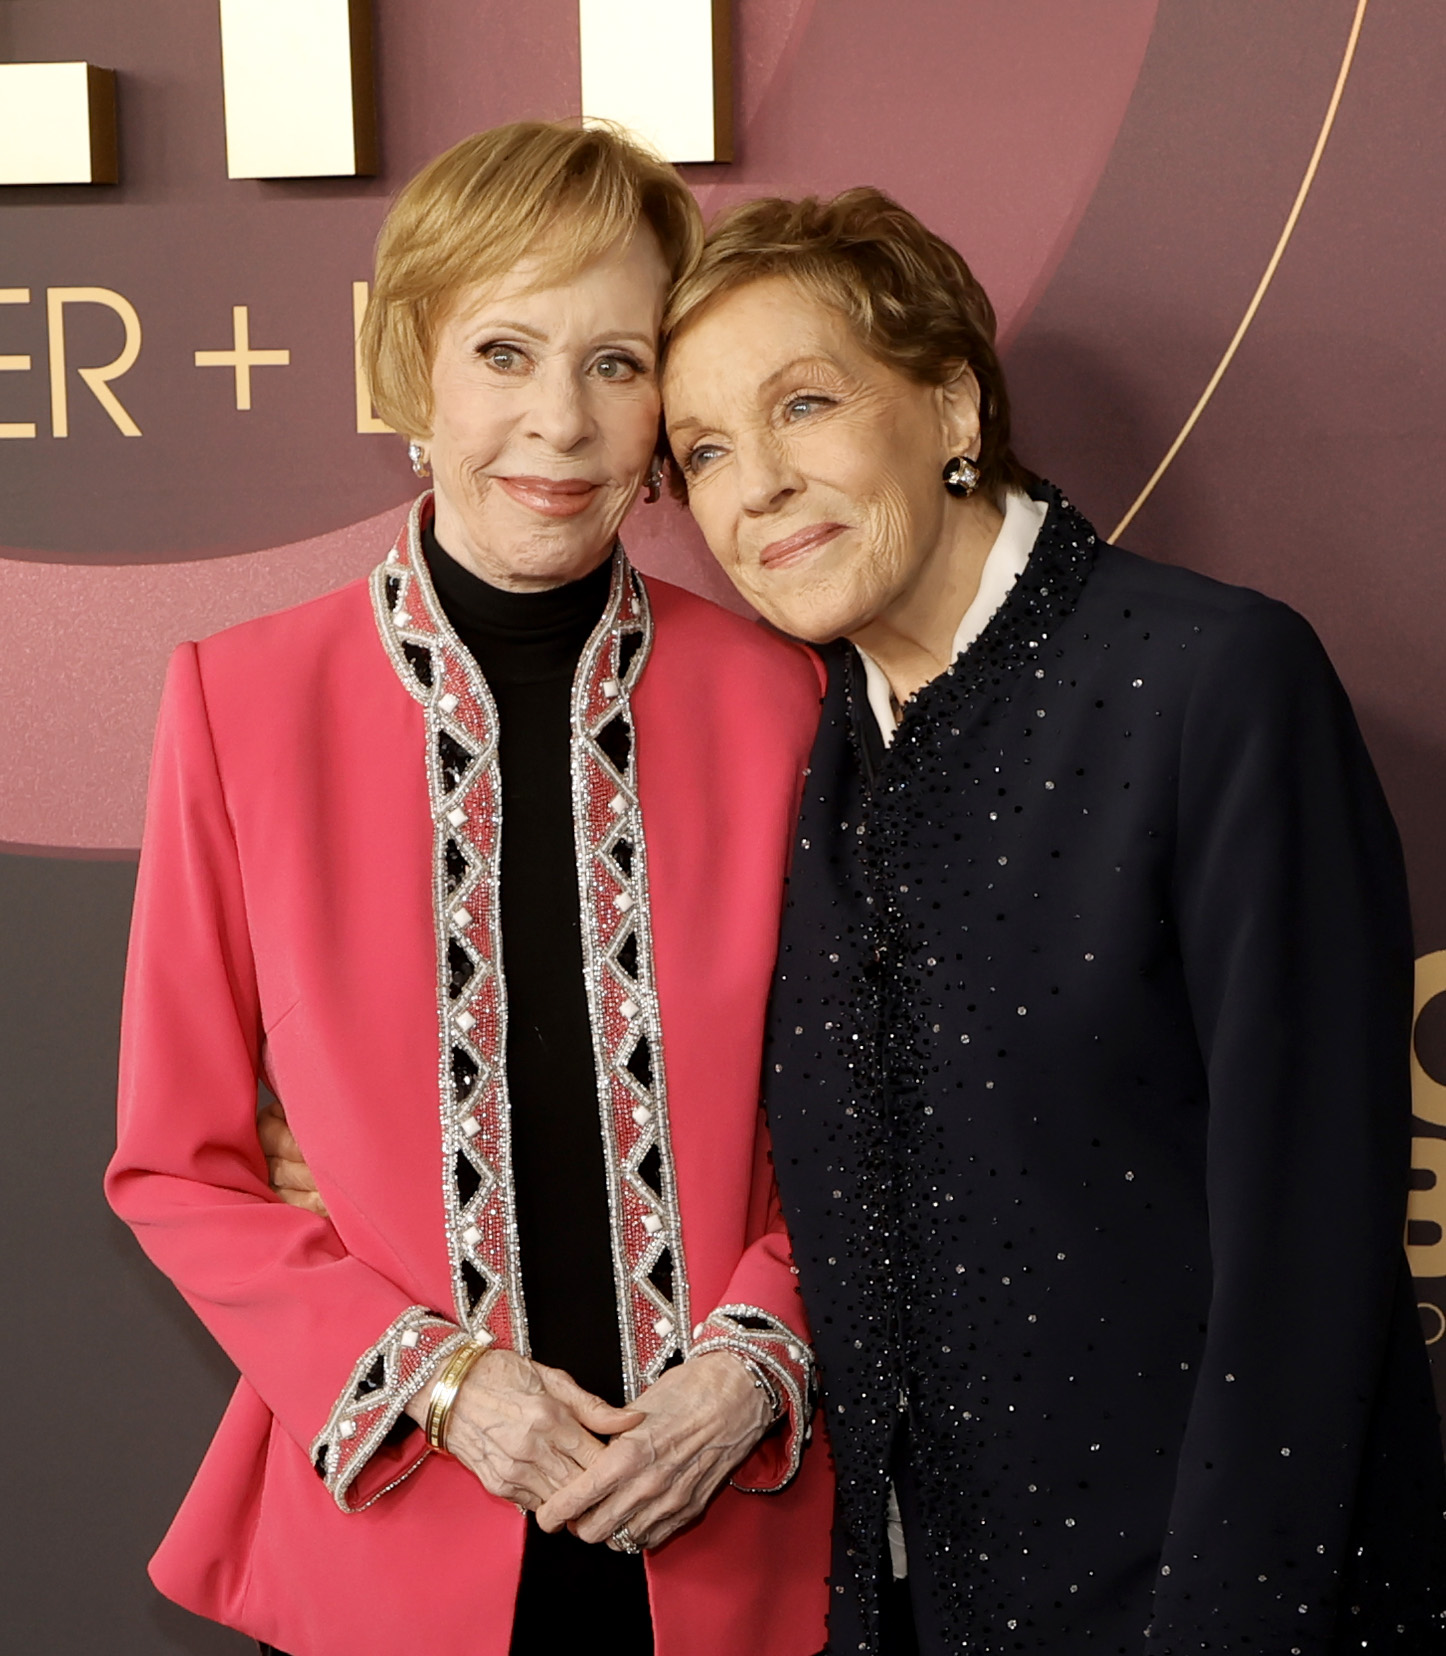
xmin=107 ymin=507 xmax=833 ymax=1656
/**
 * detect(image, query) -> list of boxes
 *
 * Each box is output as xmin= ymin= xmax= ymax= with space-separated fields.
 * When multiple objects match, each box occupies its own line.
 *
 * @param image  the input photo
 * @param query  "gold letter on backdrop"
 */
xmin=219 ymin=0 xmax=378 ymax=179
xmin=352 ymin=282 xmax=393 ymax=434
xmin=0 ymin=63 xmax=118 ymax=186
xmin=47 ymin=288 xmax=143 ymax=438
xmin=1411 ymin=952 xmax=1446 ymax=1127
xmin=579 ymin=0 xmax=732 ymax=163
xmin=0 ymin=290 xmax=37 ymax=439
xmin=1408 ymin=952 xmax=1446 ymax=1277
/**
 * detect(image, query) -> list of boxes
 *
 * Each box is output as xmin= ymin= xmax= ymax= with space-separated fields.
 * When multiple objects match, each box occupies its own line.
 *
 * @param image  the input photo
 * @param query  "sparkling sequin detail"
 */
xmin=373 ymin=501 xmax=525 ymax=1352
xmin=310 ymin=1307 xmax=470 ymax=1512
xmin=766 ymin=485 xmax=1446 ymax=1649
xmin=693 ymin=1303 xmax=818 ymax=1492
xmin=568 ymin=561 xmax=693 ymax=1395
xmin=370 ymin=495 xmax=692 ymax=1399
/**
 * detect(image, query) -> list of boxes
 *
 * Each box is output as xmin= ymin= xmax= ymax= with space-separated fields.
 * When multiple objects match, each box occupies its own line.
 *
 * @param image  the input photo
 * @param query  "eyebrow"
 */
xmin=757 ymin=354 xmax=839 ymax=393
xmin=666 ymin=354 xmax=842 ymax=439
xmin=459 ymin=318 xmax=657 ymax=352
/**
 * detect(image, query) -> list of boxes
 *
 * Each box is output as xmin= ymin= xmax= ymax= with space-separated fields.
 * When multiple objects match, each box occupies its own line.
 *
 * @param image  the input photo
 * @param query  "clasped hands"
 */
xmin=405 ymin=1343 xmax=773 ymax=1552
xmin=260 ymin=1102 xmax=774 ymax=1551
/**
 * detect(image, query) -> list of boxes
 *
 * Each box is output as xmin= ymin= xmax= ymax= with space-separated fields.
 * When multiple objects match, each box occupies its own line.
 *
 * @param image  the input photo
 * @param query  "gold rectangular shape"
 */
xmin=579 ymin=0 xmax=733 ymax=165
xmin=219 ymin=0 xmax=378 ymax=179
xmin=0 ymin=62 xmax=118 ymax=186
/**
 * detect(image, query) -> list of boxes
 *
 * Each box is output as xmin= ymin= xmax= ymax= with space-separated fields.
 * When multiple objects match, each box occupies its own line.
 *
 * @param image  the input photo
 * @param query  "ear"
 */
xmin=936 ymin=363 xmax=984 ymax=461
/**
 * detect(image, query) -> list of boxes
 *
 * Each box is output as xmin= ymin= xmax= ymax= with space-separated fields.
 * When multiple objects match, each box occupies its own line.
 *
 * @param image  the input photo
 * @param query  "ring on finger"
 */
xmin=610 ymin=1523 xmax=642 ymax=1554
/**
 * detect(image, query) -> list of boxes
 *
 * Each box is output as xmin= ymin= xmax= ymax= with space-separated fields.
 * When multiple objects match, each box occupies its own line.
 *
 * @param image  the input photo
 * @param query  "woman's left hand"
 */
xmin=534 ymin=1350 xmax=774 ymax=1551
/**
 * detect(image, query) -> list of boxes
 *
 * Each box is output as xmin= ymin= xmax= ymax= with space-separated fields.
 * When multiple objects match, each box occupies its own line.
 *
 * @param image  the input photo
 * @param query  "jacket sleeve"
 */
xmin=689 ymin=1104 xmax=819 ymax=1494
xmin=105 ymin=644 xmax=470 ymax=1513
xmin=1153 ymin=599 xmax=1418 ymax=1650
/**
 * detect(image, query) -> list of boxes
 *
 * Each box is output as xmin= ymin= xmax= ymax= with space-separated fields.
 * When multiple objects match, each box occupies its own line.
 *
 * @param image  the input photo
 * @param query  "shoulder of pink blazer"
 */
xmin=639 ymin=575 xmax=828 ymax=736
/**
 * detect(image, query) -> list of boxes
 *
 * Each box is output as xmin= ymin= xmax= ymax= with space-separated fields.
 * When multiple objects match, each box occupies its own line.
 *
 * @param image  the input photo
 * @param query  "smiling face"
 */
xmin=663 ymin=276 xmax=985 ymax=642
xmin=426 ymin=226 xmax=670 ymax=591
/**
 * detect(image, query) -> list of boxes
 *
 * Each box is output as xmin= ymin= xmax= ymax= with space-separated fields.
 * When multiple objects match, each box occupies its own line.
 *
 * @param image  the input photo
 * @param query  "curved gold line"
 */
xmin=1109 ymin=0 xmax=1369 ymax=542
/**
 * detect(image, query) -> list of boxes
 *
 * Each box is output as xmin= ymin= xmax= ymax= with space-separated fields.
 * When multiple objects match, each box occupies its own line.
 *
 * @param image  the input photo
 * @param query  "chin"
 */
xmin=742 ymin=572 xmax=876 ymax=646
xmin=745 ymin=593 xmax=850 ymax=645
xmin=493 ymin=512 xmax=621 ymax=587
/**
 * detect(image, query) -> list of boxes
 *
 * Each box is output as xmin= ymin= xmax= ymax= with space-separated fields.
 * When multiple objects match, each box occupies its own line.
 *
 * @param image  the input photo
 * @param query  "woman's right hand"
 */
xmin=406 ymin=1348 xmax=645 ymax=1512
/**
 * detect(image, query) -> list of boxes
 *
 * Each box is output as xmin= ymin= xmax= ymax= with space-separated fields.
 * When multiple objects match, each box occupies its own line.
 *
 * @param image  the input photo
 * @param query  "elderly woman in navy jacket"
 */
xmin=652 ymin=188 xmax=1446 ymax=1655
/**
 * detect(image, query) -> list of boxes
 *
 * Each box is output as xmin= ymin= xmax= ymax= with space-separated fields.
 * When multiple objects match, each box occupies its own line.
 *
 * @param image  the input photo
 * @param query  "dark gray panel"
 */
xmin=0 ymin=852 xmax=246 ymax=1654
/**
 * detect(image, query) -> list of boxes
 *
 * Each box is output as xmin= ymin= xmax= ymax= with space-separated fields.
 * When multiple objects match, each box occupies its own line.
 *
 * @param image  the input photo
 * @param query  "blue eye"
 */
xmin=685 ymin=444 xmax=723 ymax=474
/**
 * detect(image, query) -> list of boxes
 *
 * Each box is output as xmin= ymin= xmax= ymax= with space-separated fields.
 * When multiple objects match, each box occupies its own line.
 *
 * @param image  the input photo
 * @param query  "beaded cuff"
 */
xmin=310 ymin=1306 xmax=471 ymax=1513
xmin=692 ymin=1303 xmax=817 ymax=1493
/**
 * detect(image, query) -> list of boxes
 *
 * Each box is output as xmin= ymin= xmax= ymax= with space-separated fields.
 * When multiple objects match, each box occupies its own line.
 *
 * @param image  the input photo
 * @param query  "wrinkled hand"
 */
xmin=406 ymin=1348 xmax=645 ymax=1512
xmin=257 ymin=1100 xmax=328 ymax=1217
xmin=535 ymin=1351 xmax=773 ymax=1551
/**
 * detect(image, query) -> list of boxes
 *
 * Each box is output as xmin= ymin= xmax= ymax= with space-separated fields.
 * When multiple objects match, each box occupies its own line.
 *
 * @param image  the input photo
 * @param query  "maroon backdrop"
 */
xmin=2 ymin=2 xmax=1442 ymax=1649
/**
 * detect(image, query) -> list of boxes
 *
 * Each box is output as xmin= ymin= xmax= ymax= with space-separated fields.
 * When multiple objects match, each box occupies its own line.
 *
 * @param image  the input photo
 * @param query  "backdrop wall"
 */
xmin=3 ymin=2 xmax=1442 ymax=1650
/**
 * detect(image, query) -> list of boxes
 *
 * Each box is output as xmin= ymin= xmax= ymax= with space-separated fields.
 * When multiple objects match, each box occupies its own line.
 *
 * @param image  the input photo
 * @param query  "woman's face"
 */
xmin=662 ymin=276 xmax=982 ymax=642
xmin=426 ymin=227 xmax=670 ymax=591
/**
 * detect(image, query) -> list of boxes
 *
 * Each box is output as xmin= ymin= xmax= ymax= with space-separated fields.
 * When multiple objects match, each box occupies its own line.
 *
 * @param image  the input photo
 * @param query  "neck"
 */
xmin=848 ymin=493 xmax=1005 ymax=706
xmin=430 ymin=485 xmax=612 ymax=593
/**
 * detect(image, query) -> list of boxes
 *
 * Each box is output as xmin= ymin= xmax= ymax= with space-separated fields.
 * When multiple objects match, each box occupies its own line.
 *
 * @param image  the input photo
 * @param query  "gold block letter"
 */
xmin=1412 ymin=951 xmax=1446 ymax=1128
xmin=0 ymin=289 xmax=37 ymax=438
xmin=1408 ymin=1137 xmax=1446 ymax=1278
xmin=47 ymin=287 xmax=143 ymax=437
xmin=353 ymin=282 xmax=392 ymax=434
xmin=579 ymin=0 xmax=732 ymax=164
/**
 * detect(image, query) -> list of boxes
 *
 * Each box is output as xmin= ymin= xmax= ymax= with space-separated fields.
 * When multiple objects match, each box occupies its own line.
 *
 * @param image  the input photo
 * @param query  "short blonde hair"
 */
xmin=363 ymin=121 xmax=703 ymax=439
xmin=663 ymin=188 xmax=1033 ymax=505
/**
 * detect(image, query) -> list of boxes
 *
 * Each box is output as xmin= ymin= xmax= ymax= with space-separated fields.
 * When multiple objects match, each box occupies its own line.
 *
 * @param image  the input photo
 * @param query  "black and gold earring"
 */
xmin=943 ymin=455 xmax=981 ymax=497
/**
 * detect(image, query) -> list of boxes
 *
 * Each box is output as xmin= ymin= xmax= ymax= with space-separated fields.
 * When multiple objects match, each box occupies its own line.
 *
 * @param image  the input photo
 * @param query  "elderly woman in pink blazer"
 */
xmin=106 ymin=122 xmax=831 ymax=1656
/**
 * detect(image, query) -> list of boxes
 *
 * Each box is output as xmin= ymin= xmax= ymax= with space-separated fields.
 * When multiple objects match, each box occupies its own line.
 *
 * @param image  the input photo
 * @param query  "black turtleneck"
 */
xmin=423 ymin=525 xmax=652 ymax=1655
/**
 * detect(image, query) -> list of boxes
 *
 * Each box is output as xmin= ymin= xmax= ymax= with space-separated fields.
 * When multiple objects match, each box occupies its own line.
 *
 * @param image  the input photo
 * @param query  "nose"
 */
xmin=735 ymin=429 xmax=801 ymax=516
xmin=526 ymin=361 xmax=596 ymax=454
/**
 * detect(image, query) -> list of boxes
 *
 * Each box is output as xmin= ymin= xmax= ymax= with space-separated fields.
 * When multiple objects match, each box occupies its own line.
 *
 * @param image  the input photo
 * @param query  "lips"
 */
xmin=496 ymin=475 xmax=601 ymax=518
xmin=758 ymin=522 xmax=847 ymax=570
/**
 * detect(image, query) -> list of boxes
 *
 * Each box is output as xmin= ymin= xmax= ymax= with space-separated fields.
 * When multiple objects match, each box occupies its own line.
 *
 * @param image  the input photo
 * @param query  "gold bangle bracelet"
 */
xmin=424 ymin=1340 xmax=489 ymax=1456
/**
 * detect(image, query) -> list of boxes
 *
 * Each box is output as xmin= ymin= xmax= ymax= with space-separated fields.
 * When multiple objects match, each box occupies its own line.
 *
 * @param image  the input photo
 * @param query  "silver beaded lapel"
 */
xmin=370 ymin=495 xmax=690 ymax=1394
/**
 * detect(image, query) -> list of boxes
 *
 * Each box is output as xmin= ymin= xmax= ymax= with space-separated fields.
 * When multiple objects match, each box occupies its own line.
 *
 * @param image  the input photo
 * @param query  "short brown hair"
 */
xmin=663 ymin=187 xmax=1033 ymax=505
xmin=363 ymin=120 xmax=704 ymax=439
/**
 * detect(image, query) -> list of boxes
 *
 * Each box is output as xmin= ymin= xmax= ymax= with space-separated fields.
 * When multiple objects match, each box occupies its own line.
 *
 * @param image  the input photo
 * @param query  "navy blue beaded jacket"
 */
xmin=762 ymin=487 xmax=1446 ymax=1654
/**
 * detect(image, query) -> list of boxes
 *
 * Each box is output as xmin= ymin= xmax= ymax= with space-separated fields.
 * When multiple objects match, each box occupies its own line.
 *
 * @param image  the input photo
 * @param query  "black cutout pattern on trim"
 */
xmin=403 ymin=641 xmax=434 ymax=689
xmin=626 ymin=1034 xmax=653 ymax=1089
xmin=453 ymin=1149 xmax=482 ymax=1208
xmin=461 ymin=1260 xmax=487 ymax=1315
xmin=437 ymin=730 xmax=475 ymax=794
xmin=444 ymin=838 xmax=468 ymax=897
xmin=451 ymin=1047 xmax=479 ymax=1099
xmin=447 ymin=940 xmax=474 ymax=1000
xmin=596 ymin=715 xmax=632 ymax=774
xmin=647 ymin=1247 xmax=674 ymax=1305
xmin=637 ymin=1142 xmax=663 ymax=1199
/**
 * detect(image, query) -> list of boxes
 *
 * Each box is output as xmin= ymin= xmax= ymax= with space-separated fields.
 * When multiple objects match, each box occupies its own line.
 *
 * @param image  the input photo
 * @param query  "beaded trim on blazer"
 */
xmin=371 ymin=496 xmax=691 ymax=1386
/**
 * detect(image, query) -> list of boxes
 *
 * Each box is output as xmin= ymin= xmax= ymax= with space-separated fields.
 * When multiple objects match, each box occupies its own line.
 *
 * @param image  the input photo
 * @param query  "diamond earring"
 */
xmin=943 ymin=455 xmax=981 ymax=497
xmin=408 ymin=442 xmax=430 ymax=478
